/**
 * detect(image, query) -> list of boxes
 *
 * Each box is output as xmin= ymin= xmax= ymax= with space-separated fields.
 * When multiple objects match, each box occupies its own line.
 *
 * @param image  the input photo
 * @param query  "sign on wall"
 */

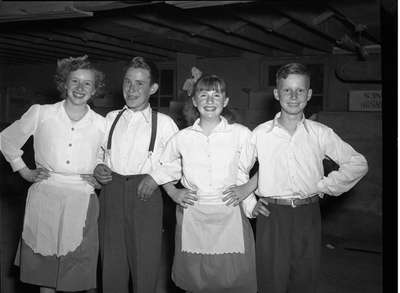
xmin=348 ymin=90 xmax=381 ymax=111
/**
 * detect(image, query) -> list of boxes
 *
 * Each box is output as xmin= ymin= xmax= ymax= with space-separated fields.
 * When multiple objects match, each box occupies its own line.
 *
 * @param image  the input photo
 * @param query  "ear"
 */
xmin=192 ymin=97 xmax=198 ymax=108
xmin=223 ymin=97 xmax=229 ymax=108
xmin=307 ymin=89 xmax=312 ymax=101
xmin=273 ymin=89 xmax=280 ymax=101
xmin=149 ymin=83 xmax=159 ymax=95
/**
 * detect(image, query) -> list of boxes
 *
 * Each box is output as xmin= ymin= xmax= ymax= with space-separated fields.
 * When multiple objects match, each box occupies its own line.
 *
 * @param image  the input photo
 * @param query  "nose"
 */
xmin=76 ymin=81 xmax=85 ymax=91
xmin=206 ymin=94 xmax=214 ymax=103
xmin=127 ymin=83 xmax=138 ymax=93
xmin=290 ymin=90 xmax=297 ymax=100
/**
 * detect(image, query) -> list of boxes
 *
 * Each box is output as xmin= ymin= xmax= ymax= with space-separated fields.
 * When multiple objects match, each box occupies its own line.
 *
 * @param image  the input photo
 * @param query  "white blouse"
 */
xmin=150 ymin=117 xmax=257 ymax=217
xmin=0 ymin=100 xmax=106 ymax=175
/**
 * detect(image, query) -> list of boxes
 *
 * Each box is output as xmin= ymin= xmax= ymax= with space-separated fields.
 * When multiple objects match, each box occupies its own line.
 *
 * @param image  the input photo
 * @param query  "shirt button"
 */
xmin=68 ymin=143 xmax=72 ymax=147
xmin=71 ymin=127 xmax=74 ymax=131
xmin=66 ymin=160 xmax=70 ymax=164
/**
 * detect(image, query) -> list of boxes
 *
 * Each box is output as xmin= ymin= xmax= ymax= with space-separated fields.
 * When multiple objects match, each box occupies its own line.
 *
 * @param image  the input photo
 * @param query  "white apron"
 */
xmin=22 ymin=173 xmax=93 ymax=257
xmin=181 ymin=193 xmax=245 ymax=255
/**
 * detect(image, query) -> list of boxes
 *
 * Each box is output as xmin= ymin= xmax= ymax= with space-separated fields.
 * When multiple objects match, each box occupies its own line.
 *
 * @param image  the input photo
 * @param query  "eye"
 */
xmin=70 ymin=78 xmax=78 ymax=84
xmin=198 ymin=93 xmax=208 ymax=99
xmin=213 ymin=93 xmax=223 ymax=99
xmin=84 ymin=81 xmax=93 ymax=87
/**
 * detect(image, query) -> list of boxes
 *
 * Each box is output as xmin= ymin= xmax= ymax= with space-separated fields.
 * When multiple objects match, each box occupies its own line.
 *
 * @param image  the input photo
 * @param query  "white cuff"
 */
xmin=10 ymin=157 xmax=26 ymax=172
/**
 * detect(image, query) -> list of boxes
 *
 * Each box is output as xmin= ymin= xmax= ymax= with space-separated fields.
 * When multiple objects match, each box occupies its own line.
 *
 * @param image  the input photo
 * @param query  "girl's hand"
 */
xmin=169 ymin=188 xmax=198 ymax=208
xmin=252 ymin=198 xmax=270 ymax=218
xmin=222 ymin=184 xmax=251 ymax=206
xmin=18 ymin=166 xmax=50 ymax=183
xmin=81 ymin=174 xmax=102 ymax=189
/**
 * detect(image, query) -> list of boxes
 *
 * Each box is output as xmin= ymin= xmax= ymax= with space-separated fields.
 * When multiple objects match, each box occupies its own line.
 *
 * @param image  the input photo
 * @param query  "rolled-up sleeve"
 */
xmin=149 ymin=133 xmax=182 ymax=185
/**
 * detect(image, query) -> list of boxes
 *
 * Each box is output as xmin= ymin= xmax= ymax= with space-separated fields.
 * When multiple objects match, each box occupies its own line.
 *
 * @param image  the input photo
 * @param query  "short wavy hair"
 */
xmin=123 ymin=56 xmax=159 ymax=85
xmin=54 ymin=55 xmax=105 ymax=99
xmin=275 ymin=62 xmax=311 ymax=85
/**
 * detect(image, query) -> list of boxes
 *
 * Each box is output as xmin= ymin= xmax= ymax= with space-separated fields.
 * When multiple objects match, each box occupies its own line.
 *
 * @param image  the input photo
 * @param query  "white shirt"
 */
xmin=0 ymin=100 xmax=106 ymax=174
xmin=240 ymin=112 xmax=368 ymax=198
xmin=150 ymin=117 xmax=257 ymax=217
xmin=98 ymin=105 xmax=179 ymax=175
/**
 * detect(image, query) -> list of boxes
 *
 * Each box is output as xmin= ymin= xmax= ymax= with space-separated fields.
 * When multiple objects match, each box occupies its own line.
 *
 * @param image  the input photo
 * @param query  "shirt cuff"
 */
xmin=241 ymin=194 xmax=257 ymax=218
xmin=149 ymin=167 xmax=175 ymax=186
xmin=317 ymin=178 xmax=330 ymax=195
xmin=10 ymin=157 xmax=27 ymax=172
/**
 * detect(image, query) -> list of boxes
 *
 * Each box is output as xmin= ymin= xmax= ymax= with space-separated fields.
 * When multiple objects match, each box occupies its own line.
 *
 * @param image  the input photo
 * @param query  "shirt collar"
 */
xmin=122 ymin=104 xmax=152 ymax=123
xmin=59 ymin=100 xmax=94 ymax=125
xmin=266 ymin=112 xmax=310 ymax=134
xmin=191 ymin=116 xmax=232 ymax=133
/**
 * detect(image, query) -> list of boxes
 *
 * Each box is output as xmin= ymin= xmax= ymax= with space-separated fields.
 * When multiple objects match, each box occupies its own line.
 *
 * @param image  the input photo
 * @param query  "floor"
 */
xmin=0 ymin=192 xmax=383 ymax=293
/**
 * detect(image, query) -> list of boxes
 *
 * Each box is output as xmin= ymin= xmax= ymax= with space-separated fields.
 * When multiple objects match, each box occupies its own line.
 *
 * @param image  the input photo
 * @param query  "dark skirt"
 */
xmin=172 ymin=205 xmax=257 ymax=293
xmin=14 ymin=194 xmax=99 ymax=292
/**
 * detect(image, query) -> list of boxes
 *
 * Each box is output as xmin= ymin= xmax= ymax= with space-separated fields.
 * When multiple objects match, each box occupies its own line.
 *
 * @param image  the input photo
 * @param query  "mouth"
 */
xmin=126 ymin=95 xmax=139 ymax=100
xmin=72 ymin=91 xmax=86 ymax=99
xmin=203 ymin=106 xmax=217 ymax=111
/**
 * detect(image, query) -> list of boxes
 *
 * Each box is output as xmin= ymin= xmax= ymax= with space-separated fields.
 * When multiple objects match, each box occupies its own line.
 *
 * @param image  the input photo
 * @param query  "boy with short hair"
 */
xmin=93 ymin=56 xmax=179 ymax=293
xmin=239 ymin=62 xmax=368 ymax=293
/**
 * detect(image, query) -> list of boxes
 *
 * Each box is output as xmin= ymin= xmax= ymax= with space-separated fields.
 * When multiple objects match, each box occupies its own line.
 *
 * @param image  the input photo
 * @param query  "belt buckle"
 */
xmin=291 ymin=199 xmax=297 ymax=208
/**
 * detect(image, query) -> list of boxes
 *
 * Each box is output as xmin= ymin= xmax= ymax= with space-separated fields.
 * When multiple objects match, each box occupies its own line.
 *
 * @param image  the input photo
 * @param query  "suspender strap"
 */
xmin=107 ymin=108 xmax=126 ymax=150
xmin=148 ymin=110 xmax=158 ymax=153
xmin=106 ymin=108 xmax=158 ymax=153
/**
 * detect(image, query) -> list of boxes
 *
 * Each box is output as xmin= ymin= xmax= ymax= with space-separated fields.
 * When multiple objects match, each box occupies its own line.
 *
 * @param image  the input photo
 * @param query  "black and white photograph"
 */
xmin=0 ymin=1 xmax=392 ymax=293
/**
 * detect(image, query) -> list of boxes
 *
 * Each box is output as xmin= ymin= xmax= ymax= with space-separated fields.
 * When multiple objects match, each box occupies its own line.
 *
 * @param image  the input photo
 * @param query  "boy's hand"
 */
xmin=169 ymin=188 xmax=198 ymax=208
xmin=18 ymin=166 xmax=50 ymax=183
xmin=137 ymin=174 xmax=158 ymax=201
xmin=93 ymin=164 xmax=112 ymax=185
xmin=222 ymin=184 xmax=251 ymax=206
xmin=80 ymin=174 xmax=102 ymax=189
xmin=252 ymin=198 xmax=270 ymax=217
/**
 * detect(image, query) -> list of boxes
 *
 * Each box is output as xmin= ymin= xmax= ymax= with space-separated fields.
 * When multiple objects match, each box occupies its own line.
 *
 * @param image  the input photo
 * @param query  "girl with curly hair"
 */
xmin=0 ymin=55 xmax=106 ymax=292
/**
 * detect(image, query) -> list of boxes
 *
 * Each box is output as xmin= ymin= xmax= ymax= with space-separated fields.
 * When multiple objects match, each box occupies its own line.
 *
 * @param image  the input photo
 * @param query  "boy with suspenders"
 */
xmin=94 ymin=57 xmax=178 ymax=293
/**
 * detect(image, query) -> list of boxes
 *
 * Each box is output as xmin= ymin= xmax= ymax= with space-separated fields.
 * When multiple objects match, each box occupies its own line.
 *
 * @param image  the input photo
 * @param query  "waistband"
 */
xmin=47 ymin=172 xmax=85 ymax=184
xmin=111 ymin=172 xmax=145 ymax=181
xmin=263 ymin=194 xmax=320 ymax=208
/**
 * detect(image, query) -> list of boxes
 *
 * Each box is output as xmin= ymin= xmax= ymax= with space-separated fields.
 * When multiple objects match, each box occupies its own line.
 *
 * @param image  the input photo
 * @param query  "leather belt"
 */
xmin=263 ymin=195 xmax=319 ymax=208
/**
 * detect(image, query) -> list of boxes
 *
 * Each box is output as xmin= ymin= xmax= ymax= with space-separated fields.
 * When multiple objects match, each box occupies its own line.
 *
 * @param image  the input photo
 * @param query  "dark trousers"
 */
xmin=256 ymin=202 xmax=321 ymax=293
xmin=99 ymin=173 xmax=163 ymax=293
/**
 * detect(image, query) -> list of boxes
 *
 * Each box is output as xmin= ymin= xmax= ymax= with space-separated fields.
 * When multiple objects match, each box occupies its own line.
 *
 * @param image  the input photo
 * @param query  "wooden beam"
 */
xmin=0 ymin=33 xmax=121 ymax=61
xmin=327 ymin=2 xmax=380 ymax=44
xmin=0 ymin=36 xmax=110 ymax=62
xmin=108 ymin=16 xmax=243 ymax=57
xmin=49 ymin=29 xmax=170 ymax=59
xmin=2 ymin=30 xmax=165 ymax=61
xmin=80 ymin=25 xmax=178 ymax=58
xmin=130 ymin=8 xmax=276 ymax=56
xmin=270 ymin=5 xmax=339 ymax=44
xmin=231 ymin=11 xmax=331 ymax=53
xmin=0 ymin=1 xmax=92 ymax=23
xmin=177 ymin=6 xmax=301 ymax=55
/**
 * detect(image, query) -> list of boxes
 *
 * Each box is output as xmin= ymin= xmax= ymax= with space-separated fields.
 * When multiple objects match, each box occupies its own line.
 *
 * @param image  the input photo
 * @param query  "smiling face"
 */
xmin=192 ymin=89 xmax=229 ymax=121
xmin=122 ymin=67 xmax=159 ymax=111
xmin=274 ymin=73 xmax=312 ymax=117
xmin=65 ymin=69 xmax=96 ymax=106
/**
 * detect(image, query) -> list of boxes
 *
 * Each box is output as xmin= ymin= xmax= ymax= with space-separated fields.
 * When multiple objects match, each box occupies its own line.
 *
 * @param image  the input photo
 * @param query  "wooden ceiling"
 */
xmin=0 ymin=0 xmax=381 ymax=64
